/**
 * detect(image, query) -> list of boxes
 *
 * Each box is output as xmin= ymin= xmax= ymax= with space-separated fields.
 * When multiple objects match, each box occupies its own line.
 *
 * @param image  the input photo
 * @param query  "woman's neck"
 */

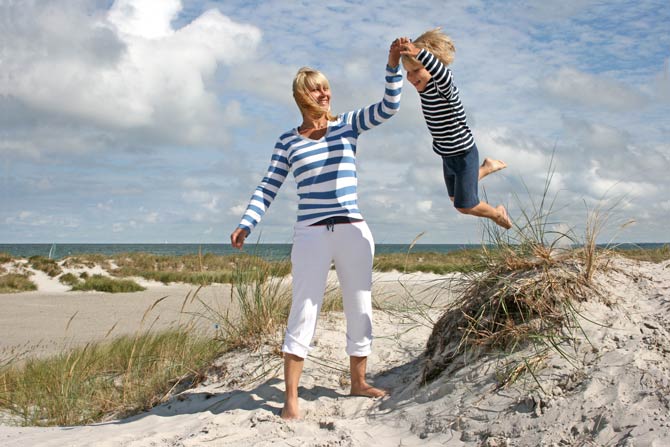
xmin=299 ymin=115 xmax=328 ymax=132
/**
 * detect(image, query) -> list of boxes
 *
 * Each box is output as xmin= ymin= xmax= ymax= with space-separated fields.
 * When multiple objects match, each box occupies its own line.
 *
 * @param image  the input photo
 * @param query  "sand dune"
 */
xmin=1 ymin=257 xmax=669 ymax=446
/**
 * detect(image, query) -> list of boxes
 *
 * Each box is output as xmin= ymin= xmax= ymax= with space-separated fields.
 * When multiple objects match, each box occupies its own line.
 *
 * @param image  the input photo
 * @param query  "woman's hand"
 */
xmin=388 ymin=38 xmax=401 ymax=67
xmin=230 ymin=228 xmax=248 ymax=249
xmin=398 ymin=38 xmax=420 ymax=57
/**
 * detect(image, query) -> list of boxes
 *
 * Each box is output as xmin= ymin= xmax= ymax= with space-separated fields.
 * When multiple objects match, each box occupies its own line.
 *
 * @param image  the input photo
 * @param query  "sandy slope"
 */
xmin=1 ymin=257 xmax=669 ymax=446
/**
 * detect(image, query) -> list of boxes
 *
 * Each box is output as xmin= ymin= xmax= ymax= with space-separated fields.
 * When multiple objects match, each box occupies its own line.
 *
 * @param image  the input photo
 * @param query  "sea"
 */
xmin=0 ymin=243 xmax=666 ymax=261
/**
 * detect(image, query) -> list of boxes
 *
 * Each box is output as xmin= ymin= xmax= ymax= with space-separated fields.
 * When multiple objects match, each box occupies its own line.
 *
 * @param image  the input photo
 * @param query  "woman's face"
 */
xmin=307 ymin=84 xmax=331 ymax=110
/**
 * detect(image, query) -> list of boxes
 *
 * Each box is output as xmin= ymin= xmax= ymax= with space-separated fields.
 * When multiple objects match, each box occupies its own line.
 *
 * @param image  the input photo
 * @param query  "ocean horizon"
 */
xmin=0 ymin=242 xmax=667 ymax=261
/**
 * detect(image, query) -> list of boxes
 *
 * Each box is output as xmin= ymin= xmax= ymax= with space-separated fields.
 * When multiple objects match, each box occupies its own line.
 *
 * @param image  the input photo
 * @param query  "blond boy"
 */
xmin=398 ymin=29 xmax=511 ymax=229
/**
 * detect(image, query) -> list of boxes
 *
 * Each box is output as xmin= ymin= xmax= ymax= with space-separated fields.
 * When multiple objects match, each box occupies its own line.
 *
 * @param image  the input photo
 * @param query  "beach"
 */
xmin=1 ymin=256 xmax=669 ymax=446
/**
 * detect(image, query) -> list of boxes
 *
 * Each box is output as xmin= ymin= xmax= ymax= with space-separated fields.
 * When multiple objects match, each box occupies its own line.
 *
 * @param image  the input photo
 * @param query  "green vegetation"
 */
xmin=70 ymin=274 xmax=145 ymax=293
xmin=421 ymin=160 xmax=616 ymax=388
xmin=613 ymin=244 xmax=670 ymax=263
xmin=106 ymin=252 xmax=291 ymax=286
xmin=0 ymin=328 xmax=221 ymax=426
xmin=58 ymin=272 xmax=80 ymax=286
xmin=0 ymin=274 xmax=37 ymax=293
xmin=0 ymin=252 xmax=14 ymax=263
xmin=28 ymin=256 xmax=62 ymax=277
xmin=374 ymin=249 xmax=485 ymax=274
xmin=196 ymin=255 xmax=292 ymax=351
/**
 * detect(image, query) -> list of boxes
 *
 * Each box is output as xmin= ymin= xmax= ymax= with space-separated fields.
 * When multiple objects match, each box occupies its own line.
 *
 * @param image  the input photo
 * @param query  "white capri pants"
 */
xmin=282 ymin=220 xmax=375 ymax=359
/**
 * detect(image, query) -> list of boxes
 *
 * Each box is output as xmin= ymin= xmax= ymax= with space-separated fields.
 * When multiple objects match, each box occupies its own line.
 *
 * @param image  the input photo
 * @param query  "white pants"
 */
xmin=282 ymin=221 xmax=375 ymax=359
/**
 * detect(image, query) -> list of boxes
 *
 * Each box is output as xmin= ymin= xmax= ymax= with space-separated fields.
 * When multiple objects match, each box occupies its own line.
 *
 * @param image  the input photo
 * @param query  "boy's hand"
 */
xmin=399 ymin=38 xmax=420 ymax=57
xmin=388 ymin=38 xmax=401 ymax=67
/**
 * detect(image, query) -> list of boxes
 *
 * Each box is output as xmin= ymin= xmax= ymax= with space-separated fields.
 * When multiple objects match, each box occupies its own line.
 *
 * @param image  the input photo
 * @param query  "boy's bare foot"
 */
xmin=281 ymin=399 xmax=300 ymax=420
xmin=350 ymin=383 xmax=387 ymax=398
xmin=479 ymin=158 xmax=507 ymax=180
xmin=493 ymin=205 xmax=512 ymax=229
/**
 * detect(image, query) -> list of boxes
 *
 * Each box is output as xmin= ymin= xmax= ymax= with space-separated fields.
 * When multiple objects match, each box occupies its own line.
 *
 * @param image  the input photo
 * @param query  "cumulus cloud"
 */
xmin=542 ymin=67 xmax=648 ymax=111
xmin=4 ymin=0 xmax=262 ymax=149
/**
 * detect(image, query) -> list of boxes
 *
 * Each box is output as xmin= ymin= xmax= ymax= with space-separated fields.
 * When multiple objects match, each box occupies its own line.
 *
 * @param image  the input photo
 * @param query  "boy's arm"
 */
xmin=236 ymin=140 xmax=290 ymax=235
xmin=401 ymin=42 xmax=453 ymax=99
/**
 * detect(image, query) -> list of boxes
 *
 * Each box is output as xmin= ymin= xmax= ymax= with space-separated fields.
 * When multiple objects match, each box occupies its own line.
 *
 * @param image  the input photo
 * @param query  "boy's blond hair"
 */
xmin=403 ymin=27 xmax=456 ymax=67
xmin=292 ymin=67 xmax=337 ymax=121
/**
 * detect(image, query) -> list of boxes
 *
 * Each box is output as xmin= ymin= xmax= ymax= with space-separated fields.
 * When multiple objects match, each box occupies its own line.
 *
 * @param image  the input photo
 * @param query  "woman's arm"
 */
xmin=346 ymin=41 xmax=403 ymax=135
xmin=231 ymin=139 xmax=290 ymax=248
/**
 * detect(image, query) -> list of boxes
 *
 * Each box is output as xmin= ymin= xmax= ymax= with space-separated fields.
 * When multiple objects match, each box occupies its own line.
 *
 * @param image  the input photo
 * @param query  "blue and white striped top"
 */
xmin=416 ymin=48 xmax=475 ymax=157
xmin=237 ymin=65 xmax=403 ymax=234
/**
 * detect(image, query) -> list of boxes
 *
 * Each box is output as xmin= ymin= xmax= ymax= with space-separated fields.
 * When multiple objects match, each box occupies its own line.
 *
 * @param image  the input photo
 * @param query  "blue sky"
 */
xmin=2 ymin=0 xmax=669 ymax=244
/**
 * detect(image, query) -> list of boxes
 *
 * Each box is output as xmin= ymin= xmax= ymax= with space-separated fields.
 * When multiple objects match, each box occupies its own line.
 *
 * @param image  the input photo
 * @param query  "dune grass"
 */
xmin=70 ymin=274 xmax=145 ymax=293
xmin=374 ymin=249 xmax=485 ymax=274
xmin=0 ymin=252 xmax=14 ymax=263
xmin=28 ymin=256 xmax=62 ymax=278
xmin=0 ymin=328 xmax=221 ymax=426
xmin=420 ymin=160 xmax=619 ymax=387
xmin=103 ymin=252 xmax=291 ymax=286
xmin=614 ymin=244 xmax=670 ymax=263
xmin=194 ymin=255 xmax=292 ymax=351
xmin=0 ymin=274 xmax=37 ymax=293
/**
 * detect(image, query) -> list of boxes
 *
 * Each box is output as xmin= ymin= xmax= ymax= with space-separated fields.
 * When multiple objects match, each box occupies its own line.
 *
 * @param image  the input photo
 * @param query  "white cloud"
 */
xmin=5 ymin=0 xmax=262 ymax=147
xmin=542 ymin=67 xmax=648 ymax=111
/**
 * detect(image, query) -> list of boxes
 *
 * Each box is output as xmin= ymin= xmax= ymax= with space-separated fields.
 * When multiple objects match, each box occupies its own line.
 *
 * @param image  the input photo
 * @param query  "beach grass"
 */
xmin=0 ymin=274 xmax=38 ymax=294
xmin=0 ymin=253 xmax=14 ymax=263
xmin=0 ymin=328 xmax=221 ymax=426
xmin=373 ymin=249 xmax=485 ymax=274
xmin=102 ymin=252 xmax=291 ymax=286
xmin=70 ymin=274 xmax=145 ymax=293
xmin=28 ymin=256 xmax=63 ymax=278
xmin=195 ymin=255 xmax=292 ymax=351
xmin=58 ymin=272 xmax=80 ymax=286
xmin=613 ymin=244 xmax=670 ymax=263
xmin=421 ymin=159 xmax=614 ymax=387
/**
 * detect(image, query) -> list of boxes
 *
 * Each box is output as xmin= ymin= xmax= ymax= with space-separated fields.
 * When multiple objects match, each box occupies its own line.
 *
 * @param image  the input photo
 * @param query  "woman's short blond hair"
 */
xmin=402 ymin=27 xmax=456 ymax=67
xmin=292 ymin=67 xmax=337 ymax=121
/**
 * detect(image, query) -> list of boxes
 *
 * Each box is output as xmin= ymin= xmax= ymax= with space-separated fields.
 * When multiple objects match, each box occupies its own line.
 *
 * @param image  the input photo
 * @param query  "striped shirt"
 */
xmin=237 ymin=65 xmax=403 ymax=234
xmin=416 ymin=48 xmax=475 ymax=157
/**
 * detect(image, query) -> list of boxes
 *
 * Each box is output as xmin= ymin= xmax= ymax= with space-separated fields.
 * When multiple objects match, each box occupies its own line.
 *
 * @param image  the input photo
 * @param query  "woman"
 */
xmin=230 ymin=40 xmax=402 ymax=419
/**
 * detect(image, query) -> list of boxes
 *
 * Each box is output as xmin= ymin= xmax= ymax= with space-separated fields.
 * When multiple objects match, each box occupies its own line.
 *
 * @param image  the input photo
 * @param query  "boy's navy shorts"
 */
xmin=442 ymin=144 xmax=480 ymax=209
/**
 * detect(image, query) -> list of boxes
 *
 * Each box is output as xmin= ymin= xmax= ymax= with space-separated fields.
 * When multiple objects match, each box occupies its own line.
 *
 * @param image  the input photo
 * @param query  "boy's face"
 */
xmin=403 ymin=60 xmax=432 ymax=92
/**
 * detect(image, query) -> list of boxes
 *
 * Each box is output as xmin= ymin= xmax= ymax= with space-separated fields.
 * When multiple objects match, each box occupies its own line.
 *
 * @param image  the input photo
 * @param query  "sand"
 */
xmin=1 ymin=256 xmax=669 ymax=446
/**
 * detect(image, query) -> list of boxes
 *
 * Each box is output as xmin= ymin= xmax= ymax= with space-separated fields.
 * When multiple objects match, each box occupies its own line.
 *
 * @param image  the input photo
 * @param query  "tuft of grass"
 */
xmin=0 ymin=274 xmax=37 ymax=293
xmin=59 ymin=273 xmax=81 ymax=286
xmin=108 ymin=252 xmax=290 ymax=286
xmin=195 ymin=254 xmax=292 ymax=351
xmin=28 ymin=256 xmax=62 ymax=277
xmin=0 ymin=252 xmax=14 ymax=263
xmin=60 ymin=254 xmax=111 ymax=270
xmin=421 ymin=156 xmax=612 ymax=387
xmin=374 ymin=249 xmax=485 ymax=274
xmin=0 ymin=328 xmax=222 ymax=426
xmin=70 ymin=275 xmax=145 ymax=293
xmin=614 ymin=244 xmax=670 ymax=263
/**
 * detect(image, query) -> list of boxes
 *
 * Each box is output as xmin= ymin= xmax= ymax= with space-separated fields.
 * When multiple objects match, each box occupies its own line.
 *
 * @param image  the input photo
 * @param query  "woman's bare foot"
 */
xmin=281 ymin=398 xmax=300 ymax=420
xmin=493 ymin=205 xmax=512 ymax=229
xmin=350 ymin=382 xmax=387 ymax=398
xmin=479 ymin=158 xmax=507 ymax=180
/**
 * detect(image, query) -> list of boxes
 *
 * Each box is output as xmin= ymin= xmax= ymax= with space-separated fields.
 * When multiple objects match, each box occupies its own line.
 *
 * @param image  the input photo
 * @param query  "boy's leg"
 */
xmin=331 ymin=222 xmax=386 ymax=397
xmin=479 ymin=158 xmax=507 ymax=180
xmin=450 ymin=146 xmax=512 ymax=229
xmin=456 ymin=202 xmax=512 ymax=229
